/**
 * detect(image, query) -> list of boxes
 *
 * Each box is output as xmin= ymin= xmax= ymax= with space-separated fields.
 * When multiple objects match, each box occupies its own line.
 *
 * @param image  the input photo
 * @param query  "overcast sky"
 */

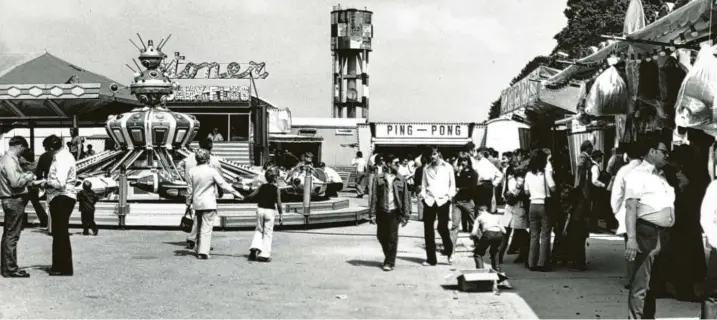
xmin=0 ymin=0 xmax=567 ymax=122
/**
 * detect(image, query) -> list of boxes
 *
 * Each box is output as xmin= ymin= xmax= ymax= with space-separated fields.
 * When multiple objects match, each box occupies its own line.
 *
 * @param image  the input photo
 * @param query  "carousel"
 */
xmin=76 ymin=34 xmax=335 ymax=202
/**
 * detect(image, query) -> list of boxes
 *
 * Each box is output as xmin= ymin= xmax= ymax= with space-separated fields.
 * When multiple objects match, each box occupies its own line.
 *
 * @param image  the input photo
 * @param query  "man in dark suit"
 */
xmin=369 ymin=154 xmax=411 ymax=272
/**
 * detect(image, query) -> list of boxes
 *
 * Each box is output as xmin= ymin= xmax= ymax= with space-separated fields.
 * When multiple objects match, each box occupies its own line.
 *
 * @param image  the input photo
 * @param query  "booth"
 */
xmin=369 ymin=122 xmax=479 ymax=159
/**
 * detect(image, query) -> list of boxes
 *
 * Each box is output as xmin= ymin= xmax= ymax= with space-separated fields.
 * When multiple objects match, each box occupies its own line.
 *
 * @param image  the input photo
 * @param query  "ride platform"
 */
xmin=11 ymin=197 xmax=369 ymax=230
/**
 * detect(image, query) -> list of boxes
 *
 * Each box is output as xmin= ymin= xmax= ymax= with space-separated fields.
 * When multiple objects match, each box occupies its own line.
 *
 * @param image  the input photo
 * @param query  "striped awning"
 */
xmin=372 ymin=137 xmax=471 ymax=146
xmin=269 ymin=133 xmax=323 ymax=144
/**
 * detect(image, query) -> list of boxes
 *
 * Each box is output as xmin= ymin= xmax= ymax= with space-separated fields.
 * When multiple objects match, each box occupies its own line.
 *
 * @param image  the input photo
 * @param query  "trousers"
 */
xmin=702 ymin=248 xmax=717 ymax=319
xmin=376 ymin=210 xmax=400 ymax=267
xmin=249 ymin=208 xmax=276 ymax=258
xmin=628 ymin=220 xmax=670 ymax=319
xmin=1 ymin=197 xmax=26 ymax=274
xmin=423 ymin=201 xmax=451 ymax=265
xmin=194 ymin=210 xmax=217 ymax=256
xmin=50 ymin=195 xmax=76 ymax=274
xmin=528 ymin=203 xmax=552 ymax=268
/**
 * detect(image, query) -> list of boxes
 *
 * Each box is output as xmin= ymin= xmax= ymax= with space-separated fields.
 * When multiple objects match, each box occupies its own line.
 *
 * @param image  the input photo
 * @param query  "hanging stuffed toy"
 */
xmin=585 ymin=66 xmax=629 ymax=116
xmin=674 ymin=46 xmax=717 ymax=129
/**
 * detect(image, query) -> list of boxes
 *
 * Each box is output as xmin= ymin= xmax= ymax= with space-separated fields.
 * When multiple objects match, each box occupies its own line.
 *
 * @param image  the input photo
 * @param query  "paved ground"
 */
xmin=0 ymin=221 xmax=704 ymax=318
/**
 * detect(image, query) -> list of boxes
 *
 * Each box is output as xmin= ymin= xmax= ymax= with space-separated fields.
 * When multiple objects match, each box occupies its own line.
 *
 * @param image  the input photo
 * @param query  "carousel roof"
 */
xmin=544 ymin=0 xmax=717 ymax=87
xmin=0 ymin=52 xmax=139 ymax=125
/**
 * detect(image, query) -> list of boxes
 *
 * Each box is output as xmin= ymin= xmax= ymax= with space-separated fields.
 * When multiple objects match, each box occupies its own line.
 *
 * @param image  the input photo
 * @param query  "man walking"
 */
xmin=474 ymin=148 xmax=503 ymax=210
xmin=624 ymin=138 xmax=674 ymax=319
xmin=369 ymin=154 xmax=411 ymax=272
xmin=351 ymin=151 xmax=367 ymax=198
xmin=1 ymin=136 xmax=36 ymax=278
xmin=610 ymin=143 xmax=642 ymax=288
xmin=420 ymin=146 xmax=456 ymax=266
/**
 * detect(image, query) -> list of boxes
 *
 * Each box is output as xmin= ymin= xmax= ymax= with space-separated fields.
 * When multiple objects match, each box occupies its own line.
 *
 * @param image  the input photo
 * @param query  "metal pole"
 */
xmin=302 ymin=166 xmax=312 ymax=225
xmin=118 ymin=165 xmax=129 ymax=228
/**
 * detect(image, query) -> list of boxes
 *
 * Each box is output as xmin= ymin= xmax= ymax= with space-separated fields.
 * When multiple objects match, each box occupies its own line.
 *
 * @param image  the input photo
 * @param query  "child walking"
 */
xmin=471 ymin=205 xmax=505 ymax=271
xmin=77 ymin=180 xmax=99 ymax=236
xmin=247 ymin=169 xmax=283 ymax=262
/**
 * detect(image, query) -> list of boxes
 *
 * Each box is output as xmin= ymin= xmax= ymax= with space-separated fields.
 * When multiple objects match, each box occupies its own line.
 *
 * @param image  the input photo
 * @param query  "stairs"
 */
xmin=189 ymin=141 xmax=252 ymax=166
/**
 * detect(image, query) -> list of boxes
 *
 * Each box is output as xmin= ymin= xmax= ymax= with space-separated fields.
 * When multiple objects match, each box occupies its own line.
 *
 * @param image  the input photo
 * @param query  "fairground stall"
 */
xmin=361 ymin=122 xmax=483 ymax=160
xmin=542 ymin=0 xmax=717 ymax=302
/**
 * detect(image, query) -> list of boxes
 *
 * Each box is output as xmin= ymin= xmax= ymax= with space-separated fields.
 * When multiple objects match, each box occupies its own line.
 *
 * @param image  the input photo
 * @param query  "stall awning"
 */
xmin=269 ymin=133 xmax=323 ymax=144
xmin=372 ymin=137 xmax=471 ymax=146
xmin=500 ymin=66 xmax=583 ymax=117
xmin=544 ymin=0 xmax=717 ymax=87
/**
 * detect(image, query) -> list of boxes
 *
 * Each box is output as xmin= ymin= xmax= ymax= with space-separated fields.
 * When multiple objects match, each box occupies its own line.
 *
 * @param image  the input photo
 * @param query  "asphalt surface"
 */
xmin=0 ymin=222 xmax=703 ymax=319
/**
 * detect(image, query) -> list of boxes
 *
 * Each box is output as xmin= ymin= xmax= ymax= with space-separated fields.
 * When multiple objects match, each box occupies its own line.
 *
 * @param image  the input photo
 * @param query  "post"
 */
xmin=29 ymin=126 xmax=35 ymax=154
xmin=302 ymin=166 xmax=312 ymax=225
xmin=117 ymin=165 xmax=129 ymax=228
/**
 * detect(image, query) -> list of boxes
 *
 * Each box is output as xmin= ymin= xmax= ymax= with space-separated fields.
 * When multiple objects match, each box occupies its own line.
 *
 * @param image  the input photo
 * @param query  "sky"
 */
xmin=0 ymin=0 xmax=567 ymax=123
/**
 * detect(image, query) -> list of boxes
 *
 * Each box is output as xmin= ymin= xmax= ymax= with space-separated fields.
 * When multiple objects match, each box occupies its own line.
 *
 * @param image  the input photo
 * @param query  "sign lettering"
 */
xmin=165 ymin=61 xmax=269 ymax=80
xmin=375 ymin=124 xmax=468 ymax=139
xmin=168 ymin=85 xmax=250 ymax=102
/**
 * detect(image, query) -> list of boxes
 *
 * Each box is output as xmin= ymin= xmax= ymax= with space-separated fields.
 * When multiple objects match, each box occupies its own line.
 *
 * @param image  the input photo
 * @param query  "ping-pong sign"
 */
xmin=375 ymin=123 xmax=469 ymax=139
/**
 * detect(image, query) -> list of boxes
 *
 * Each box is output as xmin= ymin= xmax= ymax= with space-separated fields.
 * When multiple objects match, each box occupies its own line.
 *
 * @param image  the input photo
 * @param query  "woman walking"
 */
xmin=523 ymin=149 xmax=555 ymax=272
xmin=185 ymin=149 xmax=244 ymax=260
xmin=247 ymin=169 xmax=283 ymax=262
xmin=498 ymin=169 xmax=529 ymax=265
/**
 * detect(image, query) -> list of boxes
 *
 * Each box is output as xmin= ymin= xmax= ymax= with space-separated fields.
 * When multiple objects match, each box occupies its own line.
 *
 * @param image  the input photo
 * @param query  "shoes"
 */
xmin=186 ymin=241 xmax=195 ymax=249
xmin=382 ymin=265 xmax=393 ymax=272
xmin=82 ymin=231 xmax=90 ymax=236
xmin=2 ymin=270 xmax=30 ymax=278
xmin=447 ymin=255 xmax=453 ymax=265
xmin=48 ymin=270 xmax=72 ymax=276
xmin=257 ymin=256 xmax=272 ymax=262
xmin=422 ymin=261 xmax=436 ymax=267
xmin=248 ymin=249 xmax=258 ymax=261
xmin=197 ymin=254 xmax=209 ymax=260
xmin=92 ymin=228 xmax=99 ymax=236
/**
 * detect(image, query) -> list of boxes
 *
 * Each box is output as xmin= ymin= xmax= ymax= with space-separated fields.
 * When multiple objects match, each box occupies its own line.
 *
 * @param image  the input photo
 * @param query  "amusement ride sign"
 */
xmin=374 ymin=123 xmax=469 ymax=139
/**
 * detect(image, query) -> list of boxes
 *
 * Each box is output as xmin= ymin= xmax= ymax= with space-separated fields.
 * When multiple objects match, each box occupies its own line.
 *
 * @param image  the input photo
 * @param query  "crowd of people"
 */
xmin=355 ymin=135 xmax=717 ymax=319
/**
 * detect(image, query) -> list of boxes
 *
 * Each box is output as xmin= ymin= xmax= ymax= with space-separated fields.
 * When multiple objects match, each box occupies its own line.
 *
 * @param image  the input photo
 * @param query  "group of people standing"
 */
xmin=1 ymin=134 xmax=98 ymax=278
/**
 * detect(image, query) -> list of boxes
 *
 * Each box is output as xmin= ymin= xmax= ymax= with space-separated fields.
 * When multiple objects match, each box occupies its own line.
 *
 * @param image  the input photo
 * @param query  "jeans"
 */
xmin=629 ymin=220 xmax=669 ymax=319
xmin=498 ymin=227 xmax=529 ymax=264
xmin=449 ymin=201 xmax=466 ymax=247
xmin=702 ymin=248 xmax=717 ymax=319
xmin=454 ymin=199 xmax=475 ymax=232
xmin=528 ymin=203 xmax=552 ymax=268
xmin=474 ymin=230 xmax=504 ymax=269
xmin=50 ymin=195 xmax=76 ymax=274
xmin=249 ymin=208 xmax=276 ymax=258
xmin=423 ymin=201 xmax=452 ymax=265
xmin=376 ymin=210 xmax=400 ymax=267
xmin=1 ymin=197 xmax=26 ymax=274
xmin=195 ymin=210 xmax=217 ymax=256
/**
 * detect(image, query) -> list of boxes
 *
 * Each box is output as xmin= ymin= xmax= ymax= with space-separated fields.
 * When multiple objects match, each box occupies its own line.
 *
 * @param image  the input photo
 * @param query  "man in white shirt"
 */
xmin=351 ymin=151 xmax=367 ymax=198
xmin=420 ymin=147 xmax=456 ymax=266
xmin=610 ymin=144 xmax=642 ymax=288
xmin=624 ymin=138 xmax=674 ymax=319
xmin=701 ymin=143 xmax=717 ymax=319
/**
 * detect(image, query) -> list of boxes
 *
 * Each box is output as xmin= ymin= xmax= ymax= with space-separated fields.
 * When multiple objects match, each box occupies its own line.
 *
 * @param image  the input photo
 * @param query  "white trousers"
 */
xmin=250 ymin=208 xmax=276 ymax=258
xmin=195 ymin=210 xmax=217 ymax=255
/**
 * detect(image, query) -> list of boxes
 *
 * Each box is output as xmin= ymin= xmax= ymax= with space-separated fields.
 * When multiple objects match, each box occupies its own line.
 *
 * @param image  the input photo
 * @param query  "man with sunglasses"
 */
xmin=623 ymin=137 xmax=674 ymax=319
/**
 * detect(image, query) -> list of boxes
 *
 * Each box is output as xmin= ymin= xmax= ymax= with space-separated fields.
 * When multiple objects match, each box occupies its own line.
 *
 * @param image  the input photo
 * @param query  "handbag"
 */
xmin=179 ymin=206 xmax=194 ymax=233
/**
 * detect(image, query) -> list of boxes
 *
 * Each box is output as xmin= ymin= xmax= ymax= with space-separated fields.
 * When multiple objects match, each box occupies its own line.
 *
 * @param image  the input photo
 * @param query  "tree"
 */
xmin=552 ymin=0 xmax=664 ymax=57
xmin=488 ymin=98 xmax=501 ymax=120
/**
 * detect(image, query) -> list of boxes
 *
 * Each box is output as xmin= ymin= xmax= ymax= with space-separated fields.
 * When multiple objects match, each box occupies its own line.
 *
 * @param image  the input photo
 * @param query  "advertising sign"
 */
xmin=374 ymin=123 xmax=469 ymax=139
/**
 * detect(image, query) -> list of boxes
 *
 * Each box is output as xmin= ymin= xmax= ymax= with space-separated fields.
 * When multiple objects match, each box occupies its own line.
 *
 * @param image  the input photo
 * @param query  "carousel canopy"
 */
xmin=544 ymin=0 xmax=717 ymax=87
xmin=500 ymin=66 xmax=583 ymax=118
xmin=0 ymin=52 xmax=139 ymax=127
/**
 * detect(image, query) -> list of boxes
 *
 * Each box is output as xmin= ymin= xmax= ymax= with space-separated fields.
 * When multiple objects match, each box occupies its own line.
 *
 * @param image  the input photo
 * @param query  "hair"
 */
xmin=44 ymin=135 xmax=63 ymax=151
xmin=527 ymin=149 xmax=548 ymax=174
xmin=624 ymin=142 xmax=642 ymax=159
xmin=87 ymin=144 xmax=93 ymax=149
xmin=199 ymin=137 xmax=213 ymax=151
xmin=356 ymin=151 xmax=363 ymax=158
xmin=478 ymin=148 xmax=491 ymax=158
xmin=503 ymin=151 xmax=513 ymax=159
xmin=384 ymin=154 xmax=396 ymax=164
xmin=82 ymin=180 xmax=93 ymax=191
xmin=318 ymin=162 xmax=326 ymax=168
xmin=464 ymin=142 xmax=476 ymax=152
xmin=264 ymin=169 xmax=278 ymax=184
xmin=8 ymin=136 xmax=28 ymax=149
xmin=489 ymin=148 xmax=499 ymax=158
xmin=303 ymin=152 xmax=314 ymax=159
xmin=591 ymin=150 xmax=604 ymax=160
xmin=641 ymin=133 xmax=667 ymax=157
xmin=262 ymin=161 xmax=275 ymax=171
xmin=194 ymin=149 xmax=211 ymax=165
xmin=457 ymin=152 xmax=473 ymax=170
xmin=513 ymin=168 xmax=526 ymax=179
xmin=580 ymin=140 xmax=593 ymax=153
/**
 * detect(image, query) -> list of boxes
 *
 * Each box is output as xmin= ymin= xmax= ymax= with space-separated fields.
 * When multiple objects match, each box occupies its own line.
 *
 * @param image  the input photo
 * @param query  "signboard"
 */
xmin=167 ymin=85 xmax=250 ymax=102
xmin=375 ymin=124 xmax=469 ymax=139
xmin=165 ymin=61 xmax=269 ymax=80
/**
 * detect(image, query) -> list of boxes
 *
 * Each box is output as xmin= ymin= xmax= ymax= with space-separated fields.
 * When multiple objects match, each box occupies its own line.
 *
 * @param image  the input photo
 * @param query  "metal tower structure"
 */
xmin=331 ymin=5 xmax=373 ymax=119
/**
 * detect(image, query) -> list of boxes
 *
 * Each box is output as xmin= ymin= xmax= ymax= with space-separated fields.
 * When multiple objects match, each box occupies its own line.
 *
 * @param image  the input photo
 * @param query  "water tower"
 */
xmin=331 ymin=5 xmax=373 ymax=119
